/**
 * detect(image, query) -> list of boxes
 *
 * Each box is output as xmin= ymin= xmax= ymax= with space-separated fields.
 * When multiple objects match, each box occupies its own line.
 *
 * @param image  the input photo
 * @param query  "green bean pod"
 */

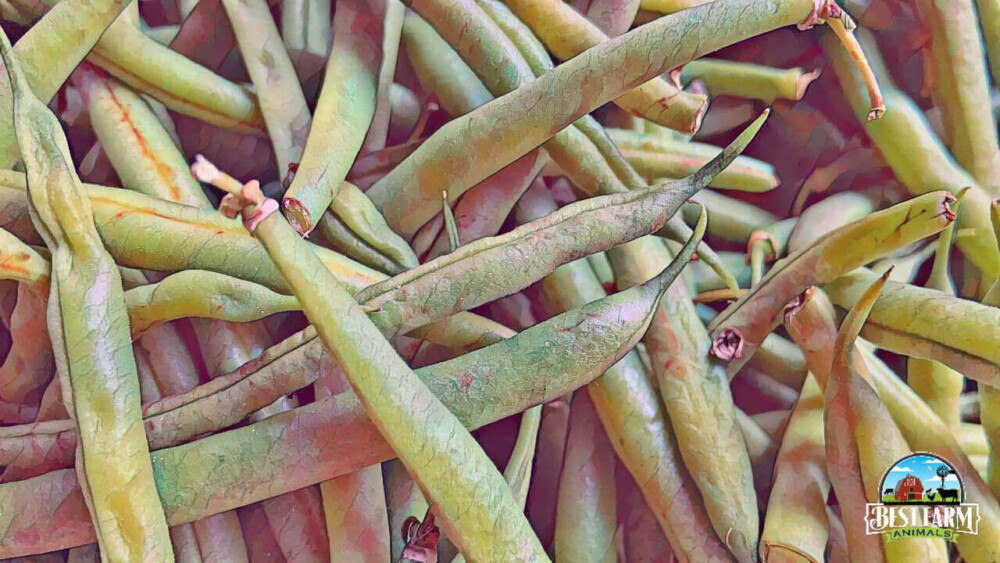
xmin=474 ymin=0 xmax=652 ymax=193
xmin=638 ymin=0 xmax=712 ymax=13
xmin=0 ymin=28 xmax=172 ymax=560
xmin=143 ymin=23 xmax=179 ymax=45
xmin=0 ymin=171 xmax=385 ymax=292
xmin=322 ymin=181 xmax=419 ymax=271
xmin=749 ymin=334 xmax=809 ymax=391
xmin=607 ymin=129 xmax=779 ymax=193
xmin=824 ymin=269 xmax=1000 ymax=385
xmin=824 ymin=272 xmax=910 ymax=561
xmin=222 ymin=0 xmax=310 ymax=175
xmin=785 ymin=191 xmax=878 ymax=253
xmin=0 ymin=283 xmax=51 ymax=424
xmin=553 ymin=391 xmax=618 ymax=562
xmin=320 ymin=462 xmax=390 ymax=561
xmin=747 ymin=218 xmax=796 ymax=287
xmin=522 ymin=188 xmax=731 ymax=561
xmin=871 ymin=244 xmax=938 ymax=284
xmin=475 ymin=0 xmax=551 ymax=75
xmin=578 ymin=285 xmax=734 ymax=560
xmin=79 ymin=68 xmax=207 ymax=207
xmin=362 ymin=0 xmax=405 ymax=154
xmin=684 ymin=250 xmax=751 ymax=294
xmin=281 ymin=0 xmax=387 ymax=234
xmin=908 ymin=221 xmax=964 ymax=435
xmin=586 ymin=0 xmax=639 ymax=36
xmin=503 ymin=406 xmax=541 ymax=509
xmin=501 ymin=0 xmax=707 ymax=133
xmin=399 ymin=2 xmax=629 ymax=236
xmin=400 ymin=12 xmax=548 ymax=258
xmin=318 ymin=213 xmax=407 ymax=275
xmin=275 ymin=0 xmax=416 ymax=272
xmin=124 ymin=270 xmax=299 ymax=338
xmin=236 ymin=182 xmax=549 ymax=559
xmin=981 ymin=201 xmax=1000 ymax=500
xmin=402 ymin=12 xmax=492 ymax=116
xmin=914 ymin=0 xmax=1000 ymax=195
xmin=978 ymin=0 xmax=1000 ymax=86
xmin=360 ymin=114 xmax=766 ymax=337
xmin=618 ymin=470 xmax=676 ymax=562
xmin=680 ymin=59 xmax=821 ymax=104
xmin=388 ymin=83 xmax=420 ymax=136
xmin=709 ymin=191 xmax=957 ymax=378
xmin=383 ymin=459 xmax=431 ymax=562
xmin=825 ymin=33 xmax=1000 ymax=284
xmin=0 ymin=226 xmax=47 ymax=285
xmin=681 ymin=189 xmax=779 ymax=243
xmin=759 ymin=375 xmax=828 ymax=562
xmin=281 ymin=0 xmax=330 ymax=56
xmin=0 ymin=0 xmax=134 ymax=167
xmin=787 ymin=285 xmax=999 ymax=561
xmin=981 ymin=200 xmax=1000 ymax=303
xmin=77 ymin=49 xmax=328 ymax=555
xmin=611 ymin=236 xmax=758 ymax=562
xmin=89 ymin=18 xmax=268 ymax=135
xmin=367 ymin=0 xmax=822 ymax=237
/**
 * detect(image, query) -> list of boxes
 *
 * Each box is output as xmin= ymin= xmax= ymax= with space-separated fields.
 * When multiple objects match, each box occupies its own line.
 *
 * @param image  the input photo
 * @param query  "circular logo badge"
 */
xmin=878 ymin=452 xmax=963 ymax=505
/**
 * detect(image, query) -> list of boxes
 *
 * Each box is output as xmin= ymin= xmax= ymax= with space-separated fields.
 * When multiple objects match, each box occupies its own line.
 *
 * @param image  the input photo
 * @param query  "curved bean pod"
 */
xmin=1 ymin=29 xmax=172 ymax=560
xmin=914 ymin=0 xmax=1000 ymax=195
xmin=79 ymin=67 xmax=208 ymax=207
xmin=825 ymin=33 xmax=1000 ymax=284
xmin=553 ymin=391 xmax=618 ymax=562
xmin=0 ymin=0 xmax=134 ymax=167
xmin=708 ymin=191 xmax=957 ymax=378
xmin=824 ymin=272 xmax=907 ymax=561
xmin=787 ymin=285 xmax=1000 ymax=561
xmin=0 ymin=192 xmax=709 ymax=559
xmin=367 ymin=0 xmax=823 ymax=237
xmin=125 ymin=270 xmax=300 ymax=338
xmin=521 ymin=186 xmax=731 ymax=561
xmin=611 ymin=236 xmax=758 ymax=562
xmin=359 ymin=112 xmax=766 ymax=337
xmin=501 ymin=0 xmax=706 ymax=133
xmin=759 ymin=375 xmax=828 ymax=563
xmin=607 ymin=129 xmax=779 ymax=193
xmin=281 ymin=0 xmax=388 ymax=233
xmin=90 ymin=18 xmax=268 ymax=135
xmin=823 ymin=269 xmax=1000 ymax=385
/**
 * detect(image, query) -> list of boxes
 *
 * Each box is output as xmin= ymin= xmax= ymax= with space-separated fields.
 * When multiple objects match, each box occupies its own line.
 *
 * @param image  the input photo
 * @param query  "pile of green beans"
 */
xmin=2 ymin=0 xmax=1000 ymax=561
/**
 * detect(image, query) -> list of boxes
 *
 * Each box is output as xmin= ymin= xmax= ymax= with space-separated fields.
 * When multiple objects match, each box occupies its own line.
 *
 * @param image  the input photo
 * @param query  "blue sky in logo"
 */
xmin=886 ymin=454 xmax=960 ymax=492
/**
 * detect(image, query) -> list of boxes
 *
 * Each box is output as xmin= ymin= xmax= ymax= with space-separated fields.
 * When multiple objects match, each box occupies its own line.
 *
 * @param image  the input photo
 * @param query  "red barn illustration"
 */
xmin=895 ymin=474 xmax=924 ymax=501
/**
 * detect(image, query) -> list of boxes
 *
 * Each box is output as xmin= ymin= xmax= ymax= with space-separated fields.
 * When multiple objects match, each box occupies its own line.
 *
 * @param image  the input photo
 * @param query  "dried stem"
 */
xmin=825 ymin=10 xmax=885 ymax=120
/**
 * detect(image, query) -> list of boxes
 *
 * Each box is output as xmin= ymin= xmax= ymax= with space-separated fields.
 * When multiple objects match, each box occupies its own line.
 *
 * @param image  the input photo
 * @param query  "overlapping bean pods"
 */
xmin=2 ymin=0 xmax=999 ymax=561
